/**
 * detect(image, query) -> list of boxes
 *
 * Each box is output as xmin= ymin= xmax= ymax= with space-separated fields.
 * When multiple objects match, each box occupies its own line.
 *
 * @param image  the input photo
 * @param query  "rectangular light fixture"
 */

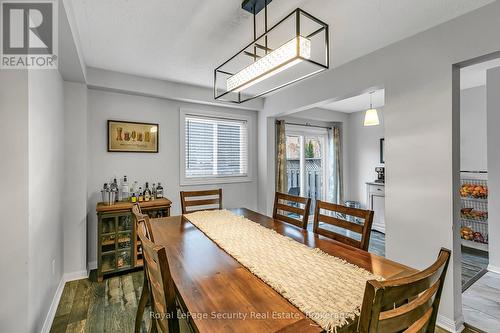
xmin=227 ymin=36 xmax=311 ymax=92
xmin=214 ymin=8 xmax=329 ymax=103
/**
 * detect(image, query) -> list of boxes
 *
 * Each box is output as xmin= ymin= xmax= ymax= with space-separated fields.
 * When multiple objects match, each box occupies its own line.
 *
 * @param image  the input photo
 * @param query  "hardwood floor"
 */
xmin=463 ymin=272 xmax=500 ymax=333
xmin=50 ymin=270 xmax=151 ymax=333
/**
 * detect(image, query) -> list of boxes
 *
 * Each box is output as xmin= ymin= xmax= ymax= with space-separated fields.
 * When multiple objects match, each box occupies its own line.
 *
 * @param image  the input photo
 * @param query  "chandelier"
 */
xmin=214 ymin=0 xmax=329 ymax=103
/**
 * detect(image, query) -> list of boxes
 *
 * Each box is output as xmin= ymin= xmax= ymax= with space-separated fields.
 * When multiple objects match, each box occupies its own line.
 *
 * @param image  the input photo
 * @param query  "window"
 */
xmin=181 ymin=110 xmax=249 ymax=184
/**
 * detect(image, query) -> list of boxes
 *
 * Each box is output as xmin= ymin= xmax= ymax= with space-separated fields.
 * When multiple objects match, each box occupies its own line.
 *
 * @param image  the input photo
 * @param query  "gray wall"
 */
xmin=28 ymin=69 xmax=65 ymax=333
xmin=487 ymin=67 xmax=500 ymax=272
xmin=86 ymin=89 xmax=258 ymax=267
xmin=63 ymin=81 xmax=88 ymax=276
xmin=461 ymin=86 xmax=487 ymax=172
xmin=0 ymin=71 xmax=29 ymax=333
xmin=346 ymin=110 xmax=385 ymax=208
xmin=257 ymin=2 xmax=500 ymax=330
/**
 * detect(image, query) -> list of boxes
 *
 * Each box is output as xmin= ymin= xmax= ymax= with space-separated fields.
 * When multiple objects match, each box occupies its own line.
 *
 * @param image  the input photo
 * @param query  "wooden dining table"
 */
xmin=150 ymin=208 xmax=417 ymax=333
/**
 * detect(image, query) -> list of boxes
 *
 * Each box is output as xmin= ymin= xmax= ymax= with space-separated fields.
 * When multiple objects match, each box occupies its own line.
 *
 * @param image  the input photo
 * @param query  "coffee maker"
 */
xmin=375 ymin=167 xmax=385 ymax=183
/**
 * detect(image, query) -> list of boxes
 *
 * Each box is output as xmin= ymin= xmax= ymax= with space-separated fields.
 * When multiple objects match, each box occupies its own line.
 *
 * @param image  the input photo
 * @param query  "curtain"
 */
xmin=276 ymin=120 xmax=288 ymax=194
xmin=328 ymin=126 xmax=344 ymax=204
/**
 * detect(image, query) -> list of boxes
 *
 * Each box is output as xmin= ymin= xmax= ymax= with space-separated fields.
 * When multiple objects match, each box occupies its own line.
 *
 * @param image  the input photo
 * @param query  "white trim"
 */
xmin=437 ymin=314 xmax=465 ymax=333
xmin=179 ymin=108 xmax=254 ymax=186
xmin=41 ymin=270 xmax=89 ymax=333
xmin=487 ymin=264 xmax=500 ymax=274
xmin=88 ymin=260 xmax=97 ymax=270
xmin=64 ymin=270 xmax=89 ymax=282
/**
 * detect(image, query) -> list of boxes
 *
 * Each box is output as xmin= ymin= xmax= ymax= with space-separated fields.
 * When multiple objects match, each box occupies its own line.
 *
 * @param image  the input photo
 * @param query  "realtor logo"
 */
xmin=1 ymin=0 xmax=58 ymax=69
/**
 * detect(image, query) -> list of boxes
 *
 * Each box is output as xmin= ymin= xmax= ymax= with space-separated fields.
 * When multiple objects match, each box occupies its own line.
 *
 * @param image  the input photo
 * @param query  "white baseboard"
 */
xmin=40 ymin=270 xmax=90 ymax=333
xmin=437 ymin=314 xmax=464 ymax=333
xmin=487 ymin=264 xmax=500 ymax=274
xmin=64 ymin=269 xmax=89 ymax=282
xmin=40 ymin=276 xmax=66 ymax=333
xmin=88 ymin=260 xmax=97 ymax=270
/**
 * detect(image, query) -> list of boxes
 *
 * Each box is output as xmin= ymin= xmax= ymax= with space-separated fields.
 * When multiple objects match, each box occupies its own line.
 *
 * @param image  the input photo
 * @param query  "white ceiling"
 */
xmin=68 ymin=0 xmax=494 ymax=88
xmin=321 ymin=89 xmax=385 ymax=113
xmin=461 ymin=58 xmax=500 ymax=90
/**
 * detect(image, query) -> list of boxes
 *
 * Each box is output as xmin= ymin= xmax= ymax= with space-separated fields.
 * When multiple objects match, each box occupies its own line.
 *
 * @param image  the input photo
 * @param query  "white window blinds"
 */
xmin=185 ymin=115 xmax=248 ymax=178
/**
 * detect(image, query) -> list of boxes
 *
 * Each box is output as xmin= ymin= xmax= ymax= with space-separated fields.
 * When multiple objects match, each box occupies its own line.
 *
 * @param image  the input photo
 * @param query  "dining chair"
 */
xmin=358 ymin=248 xmax=451 ymax=333
xmin=272 ymin=192 xmax=311 ymax=229
xmin=137 ymin=221 xmax=180 ymax=333
xmin=132 ymin=204 xmax=154 ymax=333
xmin=313 ymin=200 xmax=374 ymax=251
xmin=180 ymin=189 xmax=222 ymax=214
xmin=132 ymin=203 xmax=147 ymax=221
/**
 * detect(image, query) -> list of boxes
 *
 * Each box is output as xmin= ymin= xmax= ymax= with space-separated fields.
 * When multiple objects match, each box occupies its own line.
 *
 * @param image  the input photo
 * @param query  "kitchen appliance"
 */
xmin=375 ymin=167 xmax=385 ymax=183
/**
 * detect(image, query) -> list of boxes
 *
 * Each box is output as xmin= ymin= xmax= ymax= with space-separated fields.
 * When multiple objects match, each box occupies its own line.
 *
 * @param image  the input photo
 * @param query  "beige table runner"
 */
xmin=185 ymin=210 xmax=383 ymax=332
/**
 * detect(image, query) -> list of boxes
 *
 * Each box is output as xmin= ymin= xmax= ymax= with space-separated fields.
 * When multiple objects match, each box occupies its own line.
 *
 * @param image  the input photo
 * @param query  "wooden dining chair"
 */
xmin=313 ymin=200 xmax=374 ymax=251
xmin=180 ymin=189 xmax=222 ymax=214
xmin=137 ymin=221 xmax=180 ymax=333
xmin=132 ymin=204 xmax=156 ymax=333
xmin=358 ymin=248 xmax=451 ymax=333
xmin=272 ymin=192 xmax=311 ymax=229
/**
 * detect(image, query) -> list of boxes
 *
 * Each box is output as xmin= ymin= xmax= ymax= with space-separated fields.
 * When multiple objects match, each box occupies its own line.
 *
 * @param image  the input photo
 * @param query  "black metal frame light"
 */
xmin=214 ymin=1 xmax=329 ymax=104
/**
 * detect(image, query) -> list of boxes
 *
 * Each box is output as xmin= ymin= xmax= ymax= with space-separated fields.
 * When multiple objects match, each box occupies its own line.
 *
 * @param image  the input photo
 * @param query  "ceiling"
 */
xmin=68 ymin=0 xmax=494 ymax=89
xmin=321 ymin=89 xmax=385 ymax=113
xmin=461 ymin=58 xmax=500 ymax=90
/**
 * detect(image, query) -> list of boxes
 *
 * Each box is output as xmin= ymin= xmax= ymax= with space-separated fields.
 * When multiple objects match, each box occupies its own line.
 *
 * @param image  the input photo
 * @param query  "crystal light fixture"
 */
xmin=214 ymin=0 xmax=329 ymax=103
xmin=227 ymin=36 xmax=312 ymax=92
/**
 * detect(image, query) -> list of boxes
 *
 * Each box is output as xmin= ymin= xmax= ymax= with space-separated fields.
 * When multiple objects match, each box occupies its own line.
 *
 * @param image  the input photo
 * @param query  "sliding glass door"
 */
xmin=285 ymin=125 xmax=329 ymax=213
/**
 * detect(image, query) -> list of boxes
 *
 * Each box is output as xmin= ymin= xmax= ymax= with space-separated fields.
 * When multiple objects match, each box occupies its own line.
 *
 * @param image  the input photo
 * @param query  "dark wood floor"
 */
xmin=50 ymin=270 xmax=150 ymax=333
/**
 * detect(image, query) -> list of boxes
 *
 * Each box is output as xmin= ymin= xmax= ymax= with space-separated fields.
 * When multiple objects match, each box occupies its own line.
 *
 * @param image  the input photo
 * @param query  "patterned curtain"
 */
xmin=275 ymin=120 xmax=288 ymax=193
xmin=327 ymin=126 xmax=344 ymax=204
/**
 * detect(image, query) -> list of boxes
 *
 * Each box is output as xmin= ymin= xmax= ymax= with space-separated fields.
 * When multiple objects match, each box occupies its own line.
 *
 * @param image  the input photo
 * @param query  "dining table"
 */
xmin=149 ymin=208 xmax=417 ymax=333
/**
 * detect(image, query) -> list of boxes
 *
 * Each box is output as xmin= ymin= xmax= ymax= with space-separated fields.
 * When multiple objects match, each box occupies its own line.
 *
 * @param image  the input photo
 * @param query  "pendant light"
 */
xmin=214 ymin=0 xmax=329 ymax=103
xmin=364 ymin=92 xmax=380 ymax=126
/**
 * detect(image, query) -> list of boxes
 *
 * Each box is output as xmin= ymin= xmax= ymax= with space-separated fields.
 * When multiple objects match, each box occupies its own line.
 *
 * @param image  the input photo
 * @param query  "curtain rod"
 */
xmin=278 ymin=120 xmax=331 ymax=129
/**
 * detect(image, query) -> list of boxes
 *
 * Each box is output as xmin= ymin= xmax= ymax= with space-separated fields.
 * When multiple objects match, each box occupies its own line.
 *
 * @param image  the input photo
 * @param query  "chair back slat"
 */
xmin=272 ymin=192 xmax=311 ymax=229
xmin=137 ymin=226 xmax=179 ymax=333
xmin=313 ymin=200 xmax=374 ymax=251
xmin=358 ymin=248 xmax=451 ymax=333
xmin=133 ymin=203 xmax=154 ymax=242
xmin=180 ymin=189 xmax=222 ymax=214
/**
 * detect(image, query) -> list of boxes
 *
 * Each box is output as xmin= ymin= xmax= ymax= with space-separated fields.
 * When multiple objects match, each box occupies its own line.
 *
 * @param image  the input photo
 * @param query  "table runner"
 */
xmin=184 ymin=210 xmax=383 ymax=332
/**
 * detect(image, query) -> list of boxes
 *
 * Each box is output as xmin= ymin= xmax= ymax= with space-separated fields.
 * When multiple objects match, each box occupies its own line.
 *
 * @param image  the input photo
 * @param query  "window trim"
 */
xmin=180 ymin=108 xmax=253 ymax=186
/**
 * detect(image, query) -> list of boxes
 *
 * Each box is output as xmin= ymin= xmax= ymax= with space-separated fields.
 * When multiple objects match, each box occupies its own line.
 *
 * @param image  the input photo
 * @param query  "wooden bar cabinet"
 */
xmin=96 ymin=198 xmax=172 ymax=281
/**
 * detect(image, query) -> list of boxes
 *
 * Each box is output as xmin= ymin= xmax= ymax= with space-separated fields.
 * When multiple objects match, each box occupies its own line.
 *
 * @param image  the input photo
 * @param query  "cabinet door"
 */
xmin=371 ymin=195 xmax=385 ymax=233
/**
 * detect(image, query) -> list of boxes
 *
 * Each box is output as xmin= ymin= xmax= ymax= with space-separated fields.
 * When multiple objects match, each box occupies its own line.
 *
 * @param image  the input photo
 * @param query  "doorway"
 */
xmin=285 ymin=124 xmax=329 ymax=213
xmin=455 ymin=53 xmax=500 ymax=332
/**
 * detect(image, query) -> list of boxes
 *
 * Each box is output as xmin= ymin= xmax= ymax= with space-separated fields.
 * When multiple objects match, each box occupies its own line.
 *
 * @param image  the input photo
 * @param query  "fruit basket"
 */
xmin=460 ymin=175 xmax=488 ymax=250
xmin=460 ymin=180 xmax=488 ymax=199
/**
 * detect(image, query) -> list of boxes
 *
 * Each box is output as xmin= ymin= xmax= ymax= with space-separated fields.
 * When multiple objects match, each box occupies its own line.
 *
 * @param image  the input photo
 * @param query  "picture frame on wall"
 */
xmin=108 ymin=120 xmax=159 ymax=153
xmin=380 ymin=138 xmax=385 ymax=164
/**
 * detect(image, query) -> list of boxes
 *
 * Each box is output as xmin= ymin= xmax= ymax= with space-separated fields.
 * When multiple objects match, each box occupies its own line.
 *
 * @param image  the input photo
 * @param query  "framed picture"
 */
xmin=380 ymin=138 xmax=385 ymax=164
xmin=108 ymin=120 xmax=159 ymax=153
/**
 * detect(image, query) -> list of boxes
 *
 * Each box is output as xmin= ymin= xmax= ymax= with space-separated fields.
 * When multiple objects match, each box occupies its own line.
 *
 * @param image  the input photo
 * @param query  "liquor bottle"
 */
xmin=144 ymin=182 xmax=151 ymax=202
xmin=121 ymin=175 xmax=129 ymax=202
xmin=132 ymin=181 xmax=138 ymax=195
xmin=156 ymin=182 xmax=164 ymax=199
xmin=130 ymin=192 xmax=137 ymax=203
xmin=138 ymin=186 xmax=144 ymax=202
xmin=151 ymin=183 xmax=156 ymax=201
